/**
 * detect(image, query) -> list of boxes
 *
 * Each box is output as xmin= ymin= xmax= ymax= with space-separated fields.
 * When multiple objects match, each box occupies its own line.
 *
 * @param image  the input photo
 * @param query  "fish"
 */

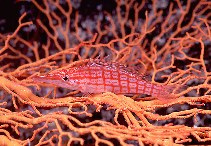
xmin=32 ymin=59 xmax=178 ymax=100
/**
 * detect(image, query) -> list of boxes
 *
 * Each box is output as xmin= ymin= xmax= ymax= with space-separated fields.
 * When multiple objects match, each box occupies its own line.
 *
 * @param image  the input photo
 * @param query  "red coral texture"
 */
xmin=0 ymin=0 xmax=211 ymax=145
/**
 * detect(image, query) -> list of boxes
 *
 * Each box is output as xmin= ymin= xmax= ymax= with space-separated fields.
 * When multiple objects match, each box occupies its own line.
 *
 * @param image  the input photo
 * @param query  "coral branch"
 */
xmin=0 ymin=0 xmax=211 ymax=145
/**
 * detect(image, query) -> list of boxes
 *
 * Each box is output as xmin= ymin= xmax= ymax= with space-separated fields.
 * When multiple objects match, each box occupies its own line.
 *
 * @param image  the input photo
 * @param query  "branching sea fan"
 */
xmin=0 ymin=0 xmax=211 ymax=145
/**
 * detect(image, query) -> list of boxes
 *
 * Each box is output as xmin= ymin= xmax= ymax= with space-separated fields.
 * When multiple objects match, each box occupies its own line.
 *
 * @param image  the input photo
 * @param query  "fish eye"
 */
xmin=63 ymin=76 xmax=69 ymax=81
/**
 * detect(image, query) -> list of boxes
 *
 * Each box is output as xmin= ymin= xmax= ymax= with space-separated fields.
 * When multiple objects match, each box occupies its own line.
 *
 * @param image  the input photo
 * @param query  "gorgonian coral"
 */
xmin=0 ymin=0 xmax=211 ymax=145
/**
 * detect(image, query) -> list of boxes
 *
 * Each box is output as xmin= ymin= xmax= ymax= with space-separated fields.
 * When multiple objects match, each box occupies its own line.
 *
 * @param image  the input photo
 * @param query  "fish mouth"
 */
xmin=31 ymin=74 xmax=62 ymax=83
xmin=31 ymin=75 xmax=64 ymax=87
xmin=31 ymin=74 xmax=78 ymax=90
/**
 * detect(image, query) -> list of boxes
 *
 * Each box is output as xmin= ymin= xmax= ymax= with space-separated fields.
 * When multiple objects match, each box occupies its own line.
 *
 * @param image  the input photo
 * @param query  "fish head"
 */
xmin=32 ymin=69 xmax=79 ymax=90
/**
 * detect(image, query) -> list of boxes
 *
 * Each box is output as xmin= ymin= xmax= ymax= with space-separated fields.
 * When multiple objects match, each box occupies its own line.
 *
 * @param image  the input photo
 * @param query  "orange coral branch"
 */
xmin=0 ymin=0 xmax=211 ymax=145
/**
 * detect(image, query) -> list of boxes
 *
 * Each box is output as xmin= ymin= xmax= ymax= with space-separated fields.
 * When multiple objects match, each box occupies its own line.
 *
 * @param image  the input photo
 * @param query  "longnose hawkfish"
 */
xmin=32 ymin=59 xmax=178 ymax=100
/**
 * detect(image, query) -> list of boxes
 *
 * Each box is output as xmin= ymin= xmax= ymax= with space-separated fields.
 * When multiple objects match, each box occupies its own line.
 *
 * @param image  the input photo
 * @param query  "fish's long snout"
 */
xmin=32 ymin=73 xmax=61 ymax=83
xmin=31 ymin=73 xmax=78 ymax=90
xmin=31 ymin=75 xmax=48 ymax=83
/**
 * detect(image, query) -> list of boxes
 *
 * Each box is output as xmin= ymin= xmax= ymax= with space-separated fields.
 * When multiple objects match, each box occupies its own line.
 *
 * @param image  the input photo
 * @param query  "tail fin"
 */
xmin=157 ymin=84 xmax=187 ymax=101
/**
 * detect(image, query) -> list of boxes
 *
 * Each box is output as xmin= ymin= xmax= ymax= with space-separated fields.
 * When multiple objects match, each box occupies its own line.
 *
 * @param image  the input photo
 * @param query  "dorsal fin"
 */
xmin=87 ymin=58 xmax=151 ymax=81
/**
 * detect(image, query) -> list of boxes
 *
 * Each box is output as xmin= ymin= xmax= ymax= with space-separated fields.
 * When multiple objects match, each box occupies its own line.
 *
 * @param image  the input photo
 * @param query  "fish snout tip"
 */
xmin=31 ymin=75 xmax=46 ymax=82
xmin=32 ymin=73 xmax=61 ymax=81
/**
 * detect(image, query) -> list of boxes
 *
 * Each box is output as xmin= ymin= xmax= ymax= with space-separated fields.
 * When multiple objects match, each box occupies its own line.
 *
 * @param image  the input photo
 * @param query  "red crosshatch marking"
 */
xmin=145 ymin=87 xmax=151 ymax=95
xmin=129 ymin=77 xmax=137 ymax=82
xmin=152 ymin=88 xmax=159 ymax=95
xmin=111 ymin=80 xmax=119 ymax=86
xmin=104 ymin=71 xmax=111 ymax=78
xmin=146 ymin=83 xmax=153 ymax=88
xmin=129 ymin=82 xmax=137 ymax=88
xmin=112 ymin=71 xmax=119 ymax=79
xmin=84 ymin=71 xmax=90 ymax=77
xmin=129 ymin=88 xmax=136 ymax=93
xmin=105 ymin=85 xmax=113 ymax=91
xmin=120 ymin=81 xmax=128 ymax=86
xmin=90 ymin=78 xmax=98 ymax=84
xmin=90 ymin=71 xmax=97 ymax=77
xmin=114 ymin=87 xmax=120 ymax=92
xmin=97 ymin=85 xmax=104 ymax=92
xmin=97 ymin=78 xmax=104 ymax=84
xmin=138 ymin=85 xmax=144 ymax=90
xmin=120 ymin=74 xmax=127 ymax=80
xmin=138 ymin=80 xmax=144 ymax=85
xmin=121 ymin=87 xmax=128 ymax=93
xmin=96 ymin=71 xmax=103 ymax=76
xmin=34 ymin=59 xmax=176 ymax=98
xmin=105 ymin=79 xmax=112 ymax=85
